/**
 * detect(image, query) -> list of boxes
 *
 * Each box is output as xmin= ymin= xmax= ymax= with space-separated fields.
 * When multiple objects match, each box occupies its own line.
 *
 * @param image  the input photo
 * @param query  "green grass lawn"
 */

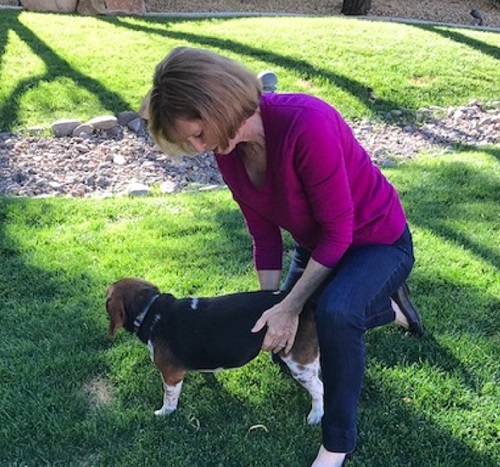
xmin=1 ymin=8 xmax=499 ymax=467
xmin=0 ymin=10 xmax=500 ymax=130
xmin=0 ymin=148 xmax=499 ymax=466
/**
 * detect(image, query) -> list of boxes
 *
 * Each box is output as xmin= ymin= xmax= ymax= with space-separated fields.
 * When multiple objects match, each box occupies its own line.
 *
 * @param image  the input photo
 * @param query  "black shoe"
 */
xmin=392 ymin=281 xmax=424 ymax=337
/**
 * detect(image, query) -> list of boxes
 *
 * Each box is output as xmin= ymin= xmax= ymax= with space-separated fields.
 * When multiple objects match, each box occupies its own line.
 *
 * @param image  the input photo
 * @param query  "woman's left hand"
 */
xmin=251 ymin=301 xmax=300 ymax=354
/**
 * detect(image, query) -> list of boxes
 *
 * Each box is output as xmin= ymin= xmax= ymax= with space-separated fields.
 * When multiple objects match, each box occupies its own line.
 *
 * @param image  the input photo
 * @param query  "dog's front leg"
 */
xmin=153 ymin=344 xmax=186 ymax=416
xmin=155 ymin=379 xmax=184 ymax=416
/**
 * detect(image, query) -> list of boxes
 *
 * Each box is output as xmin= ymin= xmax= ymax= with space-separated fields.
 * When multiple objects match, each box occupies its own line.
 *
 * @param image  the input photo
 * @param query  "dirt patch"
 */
xmin=145 ymin=0 xmax=500 ymax=28
xmin=83 ymin=377 xmax=115 ymax=409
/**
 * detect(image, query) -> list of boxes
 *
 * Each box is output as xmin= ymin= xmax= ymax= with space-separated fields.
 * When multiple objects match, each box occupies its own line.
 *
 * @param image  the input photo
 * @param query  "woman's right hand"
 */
xmin=251 ymin=299 xmax=300 ymax=354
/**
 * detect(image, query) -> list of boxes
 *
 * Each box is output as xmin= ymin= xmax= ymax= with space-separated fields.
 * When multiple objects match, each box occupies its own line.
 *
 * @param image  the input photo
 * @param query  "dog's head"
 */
xmin=105 ymin=278 xmax=161 ymax=336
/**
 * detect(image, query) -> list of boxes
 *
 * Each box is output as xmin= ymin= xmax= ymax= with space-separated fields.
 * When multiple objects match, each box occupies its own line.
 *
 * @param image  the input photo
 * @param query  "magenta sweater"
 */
xmin=215 ymin=93 xmax=407 ymax=270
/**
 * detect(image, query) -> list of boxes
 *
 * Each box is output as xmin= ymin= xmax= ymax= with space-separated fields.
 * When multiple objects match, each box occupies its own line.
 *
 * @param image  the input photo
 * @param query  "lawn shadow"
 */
xmin=411 ymin=23 xmax=500 ymax=61
xmin=481 ymin=144 xmax=500 ymax=162
xmin=0 ymin=197 xmax=113 ymax=463
xmin=395 ymin=152 xmax=500 ymax=270
xmin=94 ymin=14 xmax=401 ymax=115
xmin=358 ymin=338 xmax=499 ymax=466
xmin=0 ymin=10 xmax=130 ymax=130
xmin=0 ymin=10 xmax=9 ymax=76
xmin=361 ymin=286 xmax=499 ymax=466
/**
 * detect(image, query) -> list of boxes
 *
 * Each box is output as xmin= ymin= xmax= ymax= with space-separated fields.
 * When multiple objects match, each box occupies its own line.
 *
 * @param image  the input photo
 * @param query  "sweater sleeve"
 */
xmin=236 ymin=200 xmax=283 ymax=271
xmin=293 ymin=109 xmax=355 ymax=267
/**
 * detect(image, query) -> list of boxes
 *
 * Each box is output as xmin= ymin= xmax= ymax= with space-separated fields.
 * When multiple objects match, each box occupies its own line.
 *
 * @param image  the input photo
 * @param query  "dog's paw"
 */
xmin=307 ymin=404 xmax=324 ymax=425
xmin=154 ymin=405 xmax=176 ymax=417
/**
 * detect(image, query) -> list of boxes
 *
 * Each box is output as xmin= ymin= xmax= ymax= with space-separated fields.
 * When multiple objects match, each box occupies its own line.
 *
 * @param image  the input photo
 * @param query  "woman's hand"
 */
xmin=251 ymin=300 xmax=300 ymax=354
xmin=253 ymin=258 xmax=332 ymax=354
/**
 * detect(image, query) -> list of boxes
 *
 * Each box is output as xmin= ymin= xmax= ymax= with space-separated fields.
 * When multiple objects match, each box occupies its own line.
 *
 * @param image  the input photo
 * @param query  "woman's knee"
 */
xmin=315 ymin=290 xmax=365 ymax=334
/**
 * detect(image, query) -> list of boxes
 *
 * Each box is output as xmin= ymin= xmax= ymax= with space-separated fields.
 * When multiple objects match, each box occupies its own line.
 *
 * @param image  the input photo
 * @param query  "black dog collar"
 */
xmin=134 ymin=294 xmax=159 ymax=343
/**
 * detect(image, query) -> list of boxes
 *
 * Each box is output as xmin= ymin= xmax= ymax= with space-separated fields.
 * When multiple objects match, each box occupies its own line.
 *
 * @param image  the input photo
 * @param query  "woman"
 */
xmin=148 ymin=47 xmax=423 ymax=467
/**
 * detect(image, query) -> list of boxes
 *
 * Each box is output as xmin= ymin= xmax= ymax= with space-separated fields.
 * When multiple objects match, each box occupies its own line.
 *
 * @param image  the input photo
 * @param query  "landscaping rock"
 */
xmin=86 ymin=115 xmax=118 ymax=131
xmin=127 ymin=182 xmax=151 ymax=196
xmin=21 ymin=0 xmax=77 ymax=13
xmin=160 ymin=180 xmax=177 ymax=193
xmin=127 ymin=117 xmax=145 ymax=133
xmin=117 ymin=110 xmax=140 ymax=126
xmin=51 ymin=119 xmax=81 ymax=137
xmin=72 ymin=123 xmax=94 ymax=137
xmin=107 ymin=0 xmax=145 ymax=15
xmin=77 ymin=0 xmax=107 ymax=15
xmin=0 ymin=102 xmax=498 ymax=199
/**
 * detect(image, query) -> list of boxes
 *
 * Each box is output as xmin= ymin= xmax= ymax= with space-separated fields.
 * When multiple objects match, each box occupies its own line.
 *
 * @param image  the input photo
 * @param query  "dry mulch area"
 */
xmin=1 ymin=101 xmax=498 ymax=198
xmin=0 ymin=1 xmax=499 ymax=27
xmin=146 ymin=0 xmax=500 ymax=28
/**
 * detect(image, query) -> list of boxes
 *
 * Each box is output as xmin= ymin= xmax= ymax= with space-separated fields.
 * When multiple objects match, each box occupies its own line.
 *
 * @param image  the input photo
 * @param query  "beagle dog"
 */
xmin=105 ymin=278 xmax=323 ymax=424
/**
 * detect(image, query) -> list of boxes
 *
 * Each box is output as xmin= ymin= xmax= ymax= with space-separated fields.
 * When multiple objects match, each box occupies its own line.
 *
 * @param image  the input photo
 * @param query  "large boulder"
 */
xmin=21 ymin=0 xmax=78 ymax=13
xmin=76 ymin=0 xmax=107 ymax=15
xmin=106 ymin=0 xmax=145 ymax=16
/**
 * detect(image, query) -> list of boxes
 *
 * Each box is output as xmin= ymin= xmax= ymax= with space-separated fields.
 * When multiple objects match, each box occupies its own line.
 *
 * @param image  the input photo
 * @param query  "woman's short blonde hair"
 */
xmin=149 ymin=47 xmax=262 ymax=155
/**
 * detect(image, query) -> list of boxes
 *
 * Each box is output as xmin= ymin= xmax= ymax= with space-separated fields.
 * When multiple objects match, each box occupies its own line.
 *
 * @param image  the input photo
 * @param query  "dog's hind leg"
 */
xmin=280 ymin=354 xmax=324 ymax=425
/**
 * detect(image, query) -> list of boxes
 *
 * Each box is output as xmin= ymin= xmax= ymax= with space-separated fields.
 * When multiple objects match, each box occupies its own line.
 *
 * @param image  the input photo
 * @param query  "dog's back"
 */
xmin=150 ymin=290 xmax=286 ymax=370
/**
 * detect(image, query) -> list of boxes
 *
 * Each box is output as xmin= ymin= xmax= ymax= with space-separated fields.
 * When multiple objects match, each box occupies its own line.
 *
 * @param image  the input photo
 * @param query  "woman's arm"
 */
xmin=257 ymin=270 xmax=281 ymax=291
xmin=252 ymin=257 xmax=331 ymax=354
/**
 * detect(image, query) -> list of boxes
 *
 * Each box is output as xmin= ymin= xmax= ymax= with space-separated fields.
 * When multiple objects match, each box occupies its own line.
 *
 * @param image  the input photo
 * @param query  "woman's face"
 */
xmin=174 ymin=118 xmax=241 ymax=155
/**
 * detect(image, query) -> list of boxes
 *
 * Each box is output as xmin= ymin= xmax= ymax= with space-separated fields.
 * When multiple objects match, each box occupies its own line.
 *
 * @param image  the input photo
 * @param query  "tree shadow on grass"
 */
xmin=411 ymin=23 xmax=500 ymax=61
xmin=356 ymin=151 xmax=499 ymax=465
xmin=94 ymin=14 xmax=401 ymax=115
xmin=361 ymin=277 xmax=499 ymax=466
xmin=481 ymin=144 xmax=500 ymax=163
xmin=0 ymin=197 xmax=113 ymax=463
xmin=357 ymin=349 xmax=499 ymax=467
xmin=0 ymin=10 xmax=129 ymax=130
xmin=395 ymin=151 xmax=500 ymax=269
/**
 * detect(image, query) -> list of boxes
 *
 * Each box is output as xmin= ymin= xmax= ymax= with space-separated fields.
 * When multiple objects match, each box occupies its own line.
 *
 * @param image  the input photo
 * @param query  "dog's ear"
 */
xmin=105 ymin=289 xmax=125 ymax=337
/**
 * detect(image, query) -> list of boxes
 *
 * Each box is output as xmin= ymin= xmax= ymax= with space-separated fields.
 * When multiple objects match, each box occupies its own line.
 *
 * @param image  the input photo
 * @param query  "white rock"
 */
xmin=199 ymin=184 xmax=222 ymax=191
xmin=113 ymin=154 xmax=126 ymax=165
xmin=127 ymin=182 xmax=151 ymax=196
xmin=160 ymin=180 xmax=177 ymax=194
xmin=86 ymin=115 xmax=118 ymax=131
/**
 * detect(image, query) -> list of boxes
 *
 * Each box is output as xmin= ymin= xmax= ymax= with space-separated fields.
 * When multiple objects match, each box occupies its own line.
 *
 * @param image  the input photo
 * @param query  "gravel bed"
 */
xmin=1 ymin=101 xmax=498 ymax=199
xmin=0 ymin=2 xmax=498 ymax=198
xmin=145 ymin=0 xmax=500 ymax=28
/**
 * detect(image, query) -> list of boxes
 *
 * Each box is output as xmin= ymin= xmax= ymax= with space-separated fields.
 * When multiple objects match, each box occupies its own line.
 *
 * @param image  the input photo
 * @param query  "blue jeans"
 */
xmin=281 ymin=225 xmax=415 ymax=453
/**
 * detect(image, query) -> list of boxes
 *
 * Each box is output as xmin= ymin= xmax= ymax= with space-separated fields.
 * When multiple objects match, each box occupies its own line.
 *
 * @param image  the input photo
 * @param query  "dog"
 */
xmin=105 ymin=278 xmax=323 ymax=424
